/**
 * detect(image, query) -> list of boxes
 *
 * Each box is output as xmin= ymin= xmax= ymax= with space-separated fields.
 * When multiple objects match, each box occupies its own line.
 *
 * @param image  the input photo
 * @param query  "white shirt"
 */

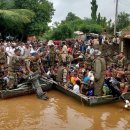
xmin=6 ymin=46 xmax=14 ymax=56
xmin=62 ymin=45 xmax=68 ymax=53
xmin=18 ymin=46 xmax=25 ymax=56
xmin=73 ymin=84 xmax=80 ymax=94
xmin=24 ymin=47 xmax=31 ymax=57
xmin=89 ymin=48 xmax=95 ymax=55
xmin=88 ymin=71 xmax=95 ymax=81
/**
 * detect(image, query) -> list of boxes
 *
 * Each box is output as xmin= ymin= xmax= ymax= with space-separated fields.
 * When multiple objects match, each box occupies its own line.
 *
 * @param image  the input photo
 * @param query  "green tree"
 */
xmin=97 ymin=13 xmax=101 ymax=24
xmin=0 ymin=9 xmax=34 ymax=38
xmin=107 ymin=19 xmax=112 ymax=28
xmin=65 ymin=12 xmax=81 ymax=22
xmin=0 ymin=0 xmax=14 ymax=9
xmin=117 ymin=12 xmax=130 ymax=31
xmin=14 ymin=0 xmax=54 ymax=35
xmin=91 ymin=0 xmax=98 ymax=22
xmin=100 ymin=17 xmax=107 ymax=27
xmin=51 ymin=24 xmax=73 ymax=40
xmin=79 ymin=23 xmax=103 ymax=34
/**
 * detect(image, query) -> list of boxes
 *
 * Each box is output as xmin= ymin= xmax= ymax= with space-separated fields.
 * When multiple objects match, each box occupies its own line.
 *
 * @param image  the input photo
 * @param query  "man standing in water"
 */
xmin=93 ymin=50 xmax=106 ymax=96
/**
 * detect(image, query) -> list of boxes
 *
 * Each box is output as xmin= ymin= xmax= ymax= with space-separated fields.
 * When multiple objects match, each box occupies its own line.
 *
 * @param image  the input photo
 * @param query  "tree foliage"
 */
xmin=79 ymin=23 xmax=103 ymax=34
xmin=14 ymin=0 xmax=54 ymax=35
xmin=0 ymin=9 xmax=35 ymax=38
xmin=51 ymin=24 xmax=73 ymax=40
xmin=91 ymin=0 xmax=98 ymax=22
xmin=97 ymin=13 xmax=101 ymax=24
xmin=117 ymin=12 xmax=130 ymax=31
xmin=65 ymin=12 xmax=81 ymax=22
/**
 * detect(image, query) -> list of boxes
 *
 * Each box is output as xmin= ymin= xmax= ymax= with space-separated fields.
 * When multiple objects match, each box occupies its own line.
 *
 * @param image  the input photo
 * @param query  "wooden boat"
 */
xmin=52 ymin=82 xmax=130 ymax=106
xmin=0 ymin=77 xmax=53 ymax=99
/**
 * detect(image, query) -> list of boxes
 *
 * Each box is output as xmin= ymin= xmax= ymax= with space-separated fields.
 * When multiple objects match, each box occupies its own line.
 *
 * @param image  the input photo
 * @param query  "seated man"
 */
xmin=73 ymin=80 xmax=81 ymax=94
xmin=80 ymin=71 xmax=94 ymax=96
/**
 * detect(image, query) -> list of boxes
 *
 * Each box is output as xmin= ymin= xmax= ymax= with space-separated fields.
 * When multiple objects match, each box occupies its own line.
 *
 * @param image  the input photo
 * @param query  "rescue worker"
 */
xmin=61 ymin=42 xmax=68 ymax=62
xmin=49 ymin=45 xmax=56 ymax=66
xmin=93 ymin=50 xmax=106 ymax=96
xmin=117 ymin=52 xmax=127 ymax=68
xmin=8 ymin=49 xmax=27 ymax=89
xmin=67 ymin=48 xmax=73 ymax=64
xmin=56 ymin=62 xmax=68 ymax=86
xmin=30 ymin=52 xmax=42 ymax=73
xmin=0 ymin=46 xmax=7 ymax=90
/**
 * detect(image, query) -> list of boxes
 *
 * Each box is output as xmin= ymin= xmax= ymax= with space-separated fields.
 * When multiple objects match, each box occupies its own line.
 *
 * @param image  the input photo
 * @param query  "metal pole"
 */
xmin=114 ymin=0 xmax=119 ymax=35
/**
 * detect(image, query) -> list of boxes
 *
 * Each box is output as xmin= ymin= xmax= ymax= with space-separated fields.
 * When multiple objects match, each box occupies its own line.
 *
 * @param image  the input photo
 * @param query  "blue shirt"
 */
xmin=83 ymin=76 xmax=90 ymax=83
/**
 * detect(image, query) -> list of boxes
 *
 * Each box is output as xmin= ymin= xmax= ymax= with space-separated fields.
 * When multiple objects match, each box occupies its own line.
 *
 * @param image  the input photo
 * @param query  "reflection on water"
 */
xmin=0 ymin=90 xmax=130 ymax=130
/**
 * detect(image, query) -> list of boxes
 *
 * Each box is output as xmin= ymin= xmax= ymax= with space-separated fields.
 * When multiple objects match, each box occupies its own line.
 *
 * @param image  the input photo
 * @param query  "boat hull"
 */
xmin=53 ymin=84 xmax=130 ymax=106
xmin=0 ymin=78 xmax=53 ymax=99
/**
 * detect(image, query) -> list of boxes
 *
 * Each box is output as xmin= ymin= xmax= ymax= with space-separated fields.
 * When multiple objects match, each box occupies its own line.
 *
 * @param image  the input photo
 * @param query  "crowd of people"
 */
xmin=0 ymin=34 xmax=130 ymax=102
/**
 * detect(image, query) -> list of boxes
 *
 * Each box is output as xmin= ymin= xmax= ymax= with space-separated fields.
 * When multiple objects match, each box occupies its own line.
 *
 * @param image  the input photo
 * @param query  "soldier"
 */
xmin=30 ymin=53 xmax=42 ymax=73
xmin=56 ymin=62 xmax=68 ymax=86
xmin=93 ymin=50 xmax=106 ymax=96
xmin=112 ymin=52 xmax=118 ymax=65
xmin=61 ymin=42 xmax=68 ymax=63
xmin=117 ymin=52 xmax=127 ymax=68
xmin=67 ymin=48 xmax=73 ymax=64
xmin=49 ymin=45 xmax=56 ymax=66
xmin=0 ymin=46 xmax=7 ymax=90
xmin=0 ymin=46 xmax=7 ymax=71
xmin=56 ymin=50 xmax=62 ymax=65
xmin=8 ymin=49 xmax=27 ymax=89
xmin=104 ymin=54 xmax=113 ymax=66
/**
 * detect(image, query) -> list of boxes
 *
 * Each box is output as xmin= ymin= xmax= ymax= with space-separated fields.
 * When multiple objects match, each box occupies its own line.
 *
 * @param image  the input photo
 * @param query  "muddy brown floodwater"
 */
xmin=0 ymin=90 xmax=130 ymax=130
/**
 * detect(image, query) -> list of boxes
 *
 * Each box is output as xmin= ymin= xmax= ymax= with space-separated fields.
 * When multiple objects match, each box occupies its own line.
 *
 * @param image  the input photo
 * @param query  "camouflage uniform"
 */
xmin=49 ymin=46 xmax=56 ymax=66
xmin=67 ymin=54 xmax=73 ymax=63
xmin=94 ymin=56 xmax=106 ymax=96
xmin=8 ymin=55 xmax=26 ymax=88
xmin=117 ymin=56 xmax=127 ymax=68
xmin=30 ymin=57 xmax=41 ymax=72
xmin=0 ymin=51 xmax=7 ymax=90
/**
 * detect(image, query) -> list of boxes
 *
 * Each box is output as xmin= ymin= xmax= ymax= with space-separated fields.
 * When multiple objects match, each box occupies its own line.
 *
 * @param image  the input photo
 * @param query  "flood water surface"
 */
xmin=0 ymin=90 xmax=130 ymax=130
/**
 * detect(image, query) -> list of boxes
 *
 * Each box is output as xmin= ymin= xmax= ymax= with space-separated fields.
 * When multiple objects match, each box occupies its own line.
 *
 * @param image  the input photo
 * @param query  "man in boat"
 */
xmin=8 ymin=48 xmax=29 ymax=89
xmin=114 ymin=64 xmax=130 ymax=107
xmin=107 ymin=64 xmax=130 ymax=108
xmin=93 ymin=50 xmax=106 ymax=96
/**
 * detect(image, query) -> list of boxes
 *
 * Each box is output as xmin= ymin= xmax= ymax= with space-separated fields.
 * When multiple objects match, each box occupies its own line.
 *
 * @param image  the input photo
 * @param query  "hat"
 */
xmin=94 ymin=50 xmax=101 ymax=56
xmin=48 ymin=40 xmax=54 ymax=46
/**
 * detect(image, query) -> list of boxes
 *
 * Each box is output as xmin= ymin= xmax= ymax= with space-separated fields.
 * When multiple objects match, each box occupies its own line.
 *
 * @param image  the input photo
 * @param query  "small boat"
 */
xmin=52 ymin=82 xmax=130 ymax=106
xmin=0 ymin=77 xmax=53 ymax=99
